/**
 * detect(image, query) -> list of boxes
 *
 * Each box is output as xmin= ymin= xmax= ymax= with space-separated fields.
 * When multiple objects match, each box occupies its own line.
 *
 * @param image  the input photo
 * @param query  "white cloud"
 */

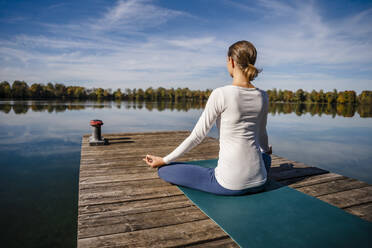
xmin=249 ymin=1 xmax=372 ymax=66
xmin=92 ymin=0 xmax=184 ymax=31
xmin=168 ymin=37 xmax=216 ymax=49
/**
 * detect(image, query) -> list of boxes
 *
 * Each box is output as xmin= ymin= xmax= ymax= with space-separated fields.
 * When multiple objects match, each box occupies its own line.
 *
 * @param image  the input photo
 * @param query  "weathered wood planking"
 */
xmin=78 ymin=131 xmax=372 ymax=248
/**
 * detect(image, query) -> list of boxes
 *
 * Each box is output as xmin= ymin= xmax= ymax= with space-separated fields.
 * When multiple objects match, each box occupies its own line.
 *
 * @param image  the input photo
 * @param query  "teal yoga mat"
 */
xmin=177 ymin=159 xmax=372 ymax=248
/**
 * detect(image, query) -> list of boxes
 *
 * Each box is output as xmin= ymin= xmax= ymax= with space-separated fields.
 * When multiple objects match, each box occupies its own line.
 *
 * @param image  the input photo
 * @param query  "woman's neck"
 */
xmin=232 ymin=73 xmax=255 ymax=88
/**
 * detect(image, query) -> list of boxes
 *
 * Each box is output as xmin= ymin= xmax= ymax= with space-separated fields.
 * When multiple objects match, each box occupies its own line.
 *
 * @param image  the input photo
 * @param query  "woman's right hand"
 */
xmin=143 ymin=154 xmax=166 ymax=168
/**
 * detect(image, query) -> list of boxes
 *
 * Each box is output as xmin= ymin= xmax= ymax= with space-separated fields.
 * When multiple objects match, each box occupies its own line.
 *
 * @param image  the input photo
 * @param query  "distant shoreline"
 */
xmin=1 ymin=81 xmax=371 ymax=105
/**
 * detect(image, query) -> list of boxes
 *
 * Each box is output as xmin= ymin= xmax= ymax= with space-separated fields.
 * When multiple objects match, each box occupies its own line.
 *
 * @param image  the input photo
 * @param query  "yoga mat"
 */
xmin=177 ymin=159 xmax=372 ymax=248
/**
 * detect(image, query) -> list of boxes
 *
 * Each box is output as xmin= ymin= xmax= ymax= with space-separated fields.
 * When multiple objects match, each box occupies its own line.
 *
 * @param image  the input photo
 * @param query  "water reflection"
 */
xmin=0 ymin=100 xmax=371 ymax=117
xmin=269 ymin=102 xmax=371 ymax=118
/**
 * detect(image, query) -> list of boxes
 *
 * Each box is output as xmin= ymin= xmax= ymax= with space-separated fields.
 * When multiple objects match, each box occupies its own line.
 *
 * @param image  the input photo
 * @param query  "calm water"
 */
xmin=1 ymin=100 xmax=372 ymax=247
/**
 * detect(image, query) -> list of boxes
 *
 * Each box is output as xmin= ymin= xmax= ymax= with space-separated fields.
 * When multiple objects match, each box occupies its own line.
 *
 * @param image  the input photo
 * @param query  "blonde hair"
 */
xmin=227 ymin=40 xmax=262 ymax=81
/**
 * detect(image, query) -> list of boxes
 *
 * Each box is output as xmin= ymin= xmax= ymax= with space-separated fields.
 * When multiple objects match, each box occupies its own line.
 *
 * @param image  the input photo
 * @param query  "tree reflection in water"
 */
xmin=0 ymin=100 xmax=371 ymax=118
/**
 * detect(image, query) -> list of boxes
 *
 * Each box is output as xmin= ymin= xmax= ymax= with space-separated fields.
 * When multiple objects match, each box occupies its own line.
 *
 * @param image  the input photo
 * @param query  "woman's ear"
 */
xmin=227 ymin=56 xmax=234 ymax=78
xmin=229 ymin=56 xmax=235 ymax=68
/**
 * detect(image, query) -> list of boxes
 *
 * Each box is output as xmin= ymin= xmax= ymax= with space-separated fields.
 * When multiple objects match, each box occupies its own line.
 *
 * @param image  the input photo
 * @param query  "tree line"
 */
xmin=266 ymin=88 xmax=371 ymax=105
xmin=0 ymin=80 xmax=371 ymax=105
xmin=0 ymin=80 xmax=212 ymax=102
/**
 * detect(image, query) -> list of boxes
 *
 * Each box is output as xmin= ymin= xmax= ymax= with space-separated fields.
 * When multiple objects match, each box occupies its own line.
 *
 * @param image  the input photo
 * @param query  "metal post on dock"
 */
xmin=89 ymin=119 xmax=108 ymax=146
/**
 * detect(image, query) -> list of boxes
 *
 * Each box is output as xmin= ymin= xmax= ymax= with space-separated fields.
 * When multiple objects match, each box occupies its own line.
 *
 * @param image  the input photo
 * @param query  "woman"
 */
xmin=143 ymin=40 xmax=272 ymax=196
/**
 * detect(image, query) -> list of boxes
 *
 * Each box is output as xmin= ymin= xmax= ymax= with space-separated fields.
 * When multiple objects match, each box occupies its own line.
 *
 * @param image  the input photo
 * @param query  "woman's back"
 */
xmin=148 ymin=40 xmax=272 ymax=195
xmin=215 ymin=84 xmax=270 ymax=190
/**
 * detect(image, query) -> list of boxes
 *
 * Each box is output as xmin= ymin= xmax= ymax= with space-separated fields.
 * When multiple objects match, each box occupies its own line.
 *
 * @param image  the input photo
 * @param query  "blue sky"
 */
xmin=0 ymin=0 xmax=371 ymax=93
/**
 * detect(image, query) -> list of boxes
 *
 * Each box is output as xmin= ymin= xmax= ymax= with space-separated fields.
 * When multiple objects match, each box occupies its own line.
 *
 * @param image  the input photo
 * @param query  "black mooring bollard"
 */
xmin=89 ymin=119 xmax=108 ymax=146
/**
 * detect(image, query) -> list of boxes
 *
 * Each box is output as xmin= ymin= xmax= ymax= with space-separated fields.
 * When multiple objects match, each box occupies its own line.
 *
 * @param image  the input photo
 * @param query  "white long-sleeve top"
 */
xmin=162 ymin=84 xmax=270 ymax=190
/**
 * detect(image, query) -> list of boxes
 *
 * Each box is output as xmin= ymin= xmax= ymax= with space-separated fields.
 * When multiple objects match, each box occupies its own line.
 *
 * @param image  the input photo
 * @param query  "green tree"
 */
xmin=125 ymin=88 xmax=133 ymax=100
xmin=175 ymin=88 xmax=183 ymax=101
xmin=310 ymin=89 xmax=319 ymax=102
xmin=44 ymin=82 xmax=56 ymax=98
xmin=103 ymin=89 xmax=111 ymax=99
xmin=132 ymin=88 xmax=137 ymax=101
xmin=30 ymin=83 xmax=44 ymax=98
xmin=277 ymin=89 xmax=284 ymax=102
xmin=267 ymin=88 xmax=277 ymax=102
xmin=94 ymin=88 xmax=104 ymax=99
xmin=113 ymin=88 xmax=123 ymax=100
xmin=11 ymin=80 xmax=29 ymax=98
xmin=318 ymin=90 xmax=325 ymax=103
xmin=136 ymin=88 xmax=144 ymax=100
xmin=145 ymin=87 xmax=154 ymax=100
xmin=55 ymin=83 xmax=66 ymax=98
xmin=295 ymin=89 xmax=305 ymax=102
xmin=74 ymin=87 xmax=87 ymax=99
xmin=168 ymin=88 xmax=175 ymax=101
xmin=283 ymin=90 xmax=293 ymax=102
xmin=0 ymin=81 xmax=12 ymax=98
xmin=325 ymin=91 xmax=336 ymax=104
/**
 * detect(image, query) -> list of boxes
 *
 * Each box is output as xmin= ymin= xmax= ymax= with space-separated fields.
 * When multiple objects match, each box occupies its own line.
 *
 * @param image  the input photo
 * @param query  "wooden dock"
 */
xmin=77 ymin=131 xmax=372 ymax=247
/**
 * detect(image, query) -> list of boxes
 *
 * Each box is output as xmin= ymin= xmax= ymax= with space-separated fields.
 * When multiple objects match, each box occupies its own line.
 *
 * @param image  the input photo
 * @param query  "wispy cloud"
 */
xmin=241 ymin=0 xmax=372 ymax=66
xmin=46 ymin=2 xmax=68 ymax=10
xmin=168 ymin=37 xmax=216 ymax=50
xmin=92 ymin=0 xmax=184 ymax=31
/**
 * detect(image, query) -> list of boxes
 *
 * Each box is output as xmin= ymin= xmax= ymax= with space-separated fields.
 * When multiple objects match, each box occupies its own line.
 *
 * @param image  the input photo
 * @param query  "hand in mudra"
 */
xmin=143 ymin=154 xmax=166 ymax=168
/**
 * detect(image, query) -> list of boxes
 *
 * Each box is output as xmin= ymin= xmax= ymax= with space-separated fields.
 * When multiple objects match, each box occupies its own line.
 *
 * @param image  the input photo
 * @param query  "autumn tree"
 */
xmin=358 ymin=91 xmax=372 ymax=105
xmin=337 ymin=91 xmax=346 ymax=104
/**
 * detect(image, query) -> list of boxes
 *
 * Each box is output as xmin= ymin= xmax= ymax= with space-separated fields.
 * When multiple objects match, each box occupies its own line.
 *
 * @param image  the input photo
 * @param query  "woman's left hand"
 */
xmin=143 ymin=154 xmax=166 ymax=168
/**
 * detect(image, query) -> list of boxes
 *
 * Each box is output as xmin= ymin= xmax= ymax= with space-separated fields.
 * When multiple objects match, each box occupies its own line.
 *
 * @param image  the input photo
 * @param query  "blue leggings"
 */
xmin=157 ymin=153 xmax=272 ymax=196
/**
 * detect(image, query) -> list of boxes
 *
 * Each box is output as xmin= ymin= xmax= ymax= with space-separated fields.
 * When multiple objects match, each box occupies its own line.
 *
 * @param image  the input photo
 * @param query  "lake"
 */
xmin=0 ymin=100 xmax=371 ymax=247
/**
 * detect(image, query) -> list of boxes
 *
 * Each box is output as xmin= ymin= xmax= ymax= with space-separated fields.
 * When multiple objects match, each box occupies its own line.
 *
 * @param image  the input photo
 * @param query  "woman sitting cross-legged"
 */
xmin=143 ymin=40 xmax=272 ymax=196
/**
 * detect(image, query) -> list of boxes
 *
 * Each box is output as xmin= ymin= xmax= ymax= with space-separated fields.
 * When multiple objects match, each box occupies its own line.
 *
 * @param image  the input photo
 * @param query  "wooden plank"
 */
xmin=79 ymin=154 xmax=217 ymax=167
xmin=80 ymin=166 xmax=156 ymax=177
xmin=79 ymin=154 xmax=218 ymax=169
xmin=80 ymin=141 xmax=218 ymax=155
xmin=80 ymin=147 xmax=220 ymax=159
xmin=78 ymin=219 xmax=229 ymax=248
xmin=344 ymin=202 xmax=372 ymax=222
xmin=80 ymin=171 xmax=159 ymax=184
xmin=295 ymin=178 xmax=370 ymax=197
xmin=186 ymin=237 xmax=239 ymax=248
xmin=270 ymin=166 xmax=329 ymax=181
xmin=81 ymin=136 xmax=217 ymax=147
xmin=78 ymin=195 xmax=192 ymax=216
xmin=79 ymin=178 xmax=171 ymax=192
xmin=79 ymin=185 xmax=183 ymax=206
xmin=78 ymin=206 xmax=209 ymax=238
xmin=279 ymin=173 xmax=346 ymax=187
xmin=81 ymin=133 xmax=217 ymax=147
xmin=318 ymin=186 xmax=372 ymax=209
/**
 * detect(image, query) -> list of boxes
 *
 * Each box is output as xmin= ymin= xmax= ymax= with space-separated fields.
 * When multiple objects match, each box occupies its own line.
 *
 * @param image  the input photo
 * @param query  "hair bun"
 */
xmin=228 ymin=41 xmax=261 ymax=81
